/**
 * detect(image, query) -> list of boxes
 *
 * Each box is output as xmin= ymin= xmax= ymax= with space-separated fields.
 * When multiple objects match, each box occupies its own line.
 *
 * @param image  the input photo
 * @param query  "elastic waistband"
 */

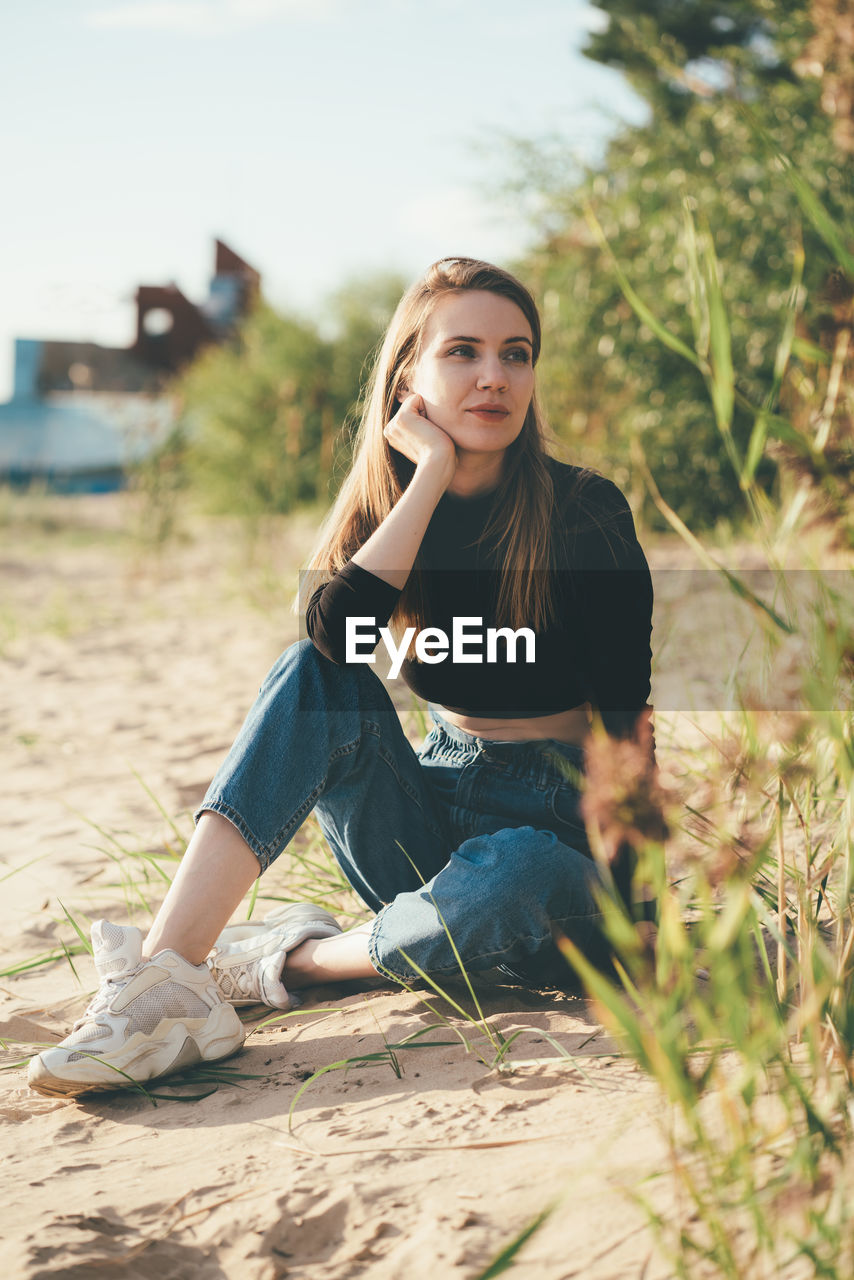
xmin=427 ymin=704 xmax=585 ymax=764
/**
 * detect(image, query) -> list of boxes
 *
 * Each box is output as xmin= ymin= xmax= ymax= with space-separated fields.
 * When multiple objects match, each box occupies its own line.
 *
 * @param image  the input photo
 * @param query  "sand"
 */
xmin=0 ymin=494 xmax=683 ymax=1279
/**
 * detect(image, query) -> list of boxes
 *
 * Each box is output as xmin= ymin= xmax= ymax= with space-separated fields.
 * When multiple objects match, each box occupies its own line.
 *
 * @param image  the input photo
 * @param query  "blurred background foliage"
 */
xmin=150 ymin=273 xmax=406 ymax=524
xmin=516 ymin=0 xmax=852 ymax=528
xmin=150 ymin=0 xmax=852 ymax=533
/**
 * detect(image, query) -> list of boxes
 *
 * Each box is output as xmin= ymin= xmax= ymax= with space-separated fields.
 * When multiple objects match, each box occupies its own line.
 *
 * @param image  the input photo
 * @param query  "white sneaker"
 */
xmin=27 ymin=920 xmax=245 ymax=1098
xmin=207 ymin=902 xmax=342 ymax=1010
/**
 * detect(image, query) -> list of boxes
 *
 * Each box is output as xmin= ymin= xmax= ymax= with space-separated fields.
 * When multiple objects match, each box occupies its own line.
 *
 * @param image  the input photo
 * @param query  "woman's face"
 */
xmin=403 ymin=290 xmax=535 ymax=460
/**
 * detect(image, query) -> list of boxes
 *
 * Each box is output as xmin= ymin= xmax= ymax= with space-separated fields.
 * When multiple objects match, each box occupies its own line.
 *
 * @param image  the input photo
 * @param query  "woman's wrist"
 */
xmin=350 ymin=453 xmax=451 ymax=589
xmin=413 ymin=447 xmax=456 ymax=495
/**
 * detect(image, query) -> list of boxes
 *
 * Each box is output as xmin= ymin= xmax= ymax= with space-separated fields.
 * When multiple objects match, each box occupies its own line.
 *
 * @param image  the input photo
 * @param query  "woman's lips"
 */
xmin=466 ymin=407 xmax=509 ymax=421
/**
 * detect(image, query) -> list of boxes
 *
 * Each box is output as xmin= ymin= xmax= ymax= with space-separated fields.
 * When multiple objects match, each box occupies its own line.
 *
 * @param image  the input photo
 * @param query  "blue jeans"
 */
xmin=197 ymin=640 xmax=609 ymax=986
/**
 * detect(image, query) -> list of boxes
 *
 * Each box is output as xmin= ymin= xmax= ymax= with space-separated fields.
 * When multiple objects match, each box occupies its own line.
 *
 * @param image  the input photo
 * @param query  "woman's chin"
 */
xmin=443 ymin=425 xmax=523 ymax=457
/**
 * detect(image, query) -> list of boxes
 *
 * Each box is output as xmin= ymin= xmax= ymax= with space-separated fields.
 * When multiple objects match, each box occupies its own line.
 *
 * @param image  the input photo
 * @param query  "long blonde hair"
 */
xmin=304 ymin=257 xmax=559 ymax=633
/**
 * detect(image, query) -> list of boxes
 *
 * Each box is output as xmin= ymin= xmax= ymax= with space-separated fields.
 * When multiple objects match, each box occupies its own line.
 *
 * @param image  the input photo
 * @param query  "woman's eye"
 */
xmin=446 ymin=345 xmax=530 ymax=363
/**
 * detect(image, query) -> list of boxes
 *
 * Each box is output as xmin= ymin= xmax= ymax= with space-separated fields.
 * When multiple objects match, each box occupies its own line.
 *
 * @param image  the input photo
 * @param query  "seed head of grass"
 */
xmin=580 ymin=714 xmax=673 ymax=864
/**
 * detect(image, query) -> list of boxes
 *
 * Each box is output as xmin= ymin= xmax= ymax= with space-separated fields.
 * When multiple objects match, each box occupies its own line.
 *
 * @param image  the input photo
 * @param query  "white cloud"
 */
xmin=84 ymin=0 xmax=339 ymax=33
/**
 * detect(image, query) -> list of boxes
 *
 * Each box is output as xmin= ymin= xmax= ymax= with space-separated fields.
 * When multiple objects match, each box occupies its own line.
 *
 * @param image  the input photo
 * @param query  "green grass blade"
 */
xmin=556 ymin=934 xmax=649 ymax=1066
xmin=0 ymin=852 xmax=54 ymax=883
xmin=0 ymin=943 xmax=89 ymax=978
xmin=420 ymin=896 xmax=496 ymax=1044
xmin=391 ymin=1023 xmax=457 ymax=1047
xmin=59 ymin=939 xmax=84 ymax=987
xmin=744 ymin=240 xmax=805 ymax=484
xmin=57 ymin=900 xmax=93 ymax=955
xmin=70 ymin=808 xmax=175 ymax=883
xmin=682 ymin=202 xmax=738 ymax=473
xmin=245 ymin=874 xmax=260 ymax=921
xmin=395 ymin=950 xmax=479 ymax=1024
xmin=718 ymin=566 xmax=794 ymax=635
xmin=703 ymin=228 xmax=735 ymax=438
xmin=704 ymin=252 xmax=736 ymax=469
xmin=791 ymin=336 xmax=830 ymax=365
xmin=393 ymin=840 xmax=499 ymax=1049
xmin=633 ymin=439 xmax=794 ymax=634
xmin=366 ymin=976 xmax=475 ymax=1053
xmin=250 ymin=1005 xmax=356 ymax=1033
xmin=409 ymin=693 xmax=429 ymax=738
xmin=129 ymin=767 xmax=190 ymax=852
xmin=739 ymin=104 xmax=854 ymax=277
xmin=387 ymin=1039 xmax=458 ymax=1051
xmin=681 ymin=201 xmax=709 ymax=360
xmin=734 ymin=388 xmax=820 ymax=456
xmin=287 ymin=1052 xmax=397 ymax=1129
xmin=584 ymin=202 xmax=701 ymax=367
xmin=489 ymin=1027 xmax=600 ymax=1091
xmin=474 ymin=1201 xmax=559 ymax=1279
xmin=784 ymin=161 xmax=854 ymax=279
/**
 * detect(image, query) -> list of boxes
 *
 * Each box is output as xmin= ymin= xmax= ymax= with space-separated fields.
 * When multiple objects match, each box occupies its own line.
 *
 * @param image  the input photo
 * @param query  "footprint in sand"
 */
xmin=256 ymin=1190 xmax=350 ymax=1267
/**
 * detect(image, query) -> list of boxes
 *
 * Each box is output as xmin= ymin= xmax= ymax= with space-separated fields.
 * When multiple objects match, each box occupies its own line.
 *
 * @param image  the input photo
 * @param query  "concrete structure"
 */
xmin=0 ymin=240 xmax=260 ymax=492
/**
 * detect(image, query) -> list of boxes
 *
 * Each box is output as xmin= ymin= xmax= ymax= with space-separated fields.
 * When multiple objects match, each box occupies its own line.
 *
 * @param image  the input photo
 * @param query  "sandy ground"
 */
xmin=0 ymin=493 xmax=725 ymax=1279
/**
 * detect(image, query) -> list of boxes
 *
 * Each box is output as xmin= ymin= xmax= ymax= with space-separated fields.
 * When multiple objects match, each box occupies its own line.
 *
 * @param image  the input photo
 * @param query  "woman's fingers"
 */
xmin=383 ymin=396 xmax=456 ymax=472
xmin=403 ymin=392 xmax=426 ymax=417
xmin=387 ymin=392 xmax=428 ymax=433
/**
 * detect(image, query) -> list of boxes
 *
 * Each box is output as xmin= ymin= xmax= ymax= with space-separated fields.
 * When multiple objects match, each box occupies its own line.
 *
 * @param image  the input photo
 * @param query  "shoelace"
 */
xmin=72 ymin=962 xmax=146 ymax=1030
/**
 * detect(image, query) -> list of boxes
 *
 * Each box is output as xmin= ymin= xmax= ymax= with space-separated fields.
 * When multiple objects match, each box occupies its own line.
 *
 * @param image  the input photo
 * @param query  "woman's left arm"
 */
xmin=569 ymin=478 xmax=654 ymax=748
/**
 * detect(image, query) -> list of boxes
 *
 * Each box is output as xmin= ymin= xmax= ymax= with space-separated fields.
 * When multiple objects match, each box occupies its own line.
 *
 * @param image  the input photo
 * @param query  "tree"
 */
xmin=584 ymin=1 xmax=809 ymax=116
xmin=514 ymin=0 xmax=852 ymax=527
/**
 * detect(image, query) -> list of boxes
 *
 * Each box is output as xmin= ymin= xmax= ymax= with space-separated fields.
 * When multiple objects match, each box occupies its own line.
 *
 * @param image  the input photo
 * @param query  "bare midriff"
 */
xmin=438 ymin=703 xmax=592 ymax=745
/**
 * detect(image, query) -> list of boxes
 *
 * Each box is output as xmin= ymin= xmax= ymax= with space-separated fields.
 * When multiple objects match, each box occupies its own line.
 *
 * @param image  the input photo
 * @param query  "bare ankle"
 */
xmin=282 ymin=937 xmax=321 ymax=989
xmin=283 ymin=929 xmax=379 ymax=988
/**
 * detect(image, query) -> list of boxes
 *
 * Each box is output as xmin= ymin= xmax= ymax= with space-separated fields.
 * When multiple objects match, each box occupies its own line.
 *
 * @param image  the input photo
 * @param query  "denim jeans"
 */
xmin=197 ymin=640 xmax=609 ymax=986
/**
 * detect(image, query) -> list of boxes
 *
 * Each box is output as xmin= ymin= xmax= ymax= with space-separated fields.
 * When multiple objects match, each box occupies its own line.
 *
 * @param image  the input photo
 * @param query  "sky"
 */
xmin=0 ymin=0 xmax=646 ymax=401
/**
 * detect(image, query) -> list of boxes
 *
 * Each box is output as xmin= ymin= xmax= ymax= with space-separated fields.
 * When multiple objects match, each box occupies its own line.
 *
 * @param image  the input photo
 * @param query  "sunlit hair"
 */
xmin=303 ymin=256 xmax=559 ymax=635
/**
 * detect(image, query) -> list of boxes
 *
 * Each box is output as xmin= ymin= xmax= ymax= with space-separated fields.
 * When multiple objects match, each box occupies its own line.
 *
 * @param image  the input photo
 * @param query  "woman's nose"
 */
xmin=477 ymin=357 xmax=507 ymax=390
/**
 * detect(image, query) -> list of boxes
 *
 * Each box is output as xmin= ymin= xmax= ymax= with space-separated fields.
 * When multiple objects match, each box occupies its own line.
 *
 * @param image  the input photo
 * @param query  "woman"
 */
xmin=28 ymin=258 xmax=653 ymax=1098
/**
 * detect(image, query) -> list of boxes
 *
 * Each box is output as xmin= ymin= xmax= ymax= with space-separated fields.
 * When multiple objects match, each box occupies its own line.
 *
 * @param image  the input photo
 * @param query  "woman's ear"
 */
xmin=395 ymin=381 xmax=409 ymax=404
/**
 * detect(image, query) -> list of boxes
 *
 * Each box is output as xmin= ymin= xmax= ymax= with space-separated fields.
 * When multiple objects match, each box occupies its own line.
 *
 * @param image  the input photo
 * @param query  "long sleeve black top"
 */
xmin=305 ymin=459 xmax=653 ymax=738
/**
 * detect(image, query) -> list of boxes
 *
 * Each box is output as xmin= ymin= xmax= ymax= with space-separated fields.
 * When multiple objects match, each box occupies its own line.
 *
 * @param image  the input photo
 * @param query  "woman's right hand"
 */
xmin=350 ymin=394 xmax=457 ymax=589
xmin=384 ymin=394 xmax=457 ymax=488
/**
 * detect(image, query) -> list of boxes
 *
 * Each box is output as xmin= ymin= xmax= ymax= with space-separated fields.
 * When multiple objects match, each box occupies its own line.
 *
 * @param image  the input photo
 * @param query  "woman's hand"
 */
xmin=348 ymin=394 xmax=453 ymax=588
xmin=384 ymin=393 xmax=456 ymax=488
xmin=350 ymin=395 xmax=457 ymax=590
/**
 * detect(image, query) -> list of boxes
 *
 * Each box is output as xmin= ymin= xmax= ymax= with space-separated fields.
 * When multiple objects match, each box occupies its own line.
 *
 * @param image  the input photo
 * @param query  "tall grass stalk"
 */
xmin=556 ymin=143 xmax=854 ymax=1276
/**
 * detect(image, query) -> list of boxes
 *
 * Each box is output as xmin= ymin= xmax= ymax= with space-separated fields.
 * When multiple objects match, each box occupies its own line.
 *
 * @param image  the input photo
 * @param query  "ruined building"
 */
xmin=0 ymin=240 xmax=260 ymax=491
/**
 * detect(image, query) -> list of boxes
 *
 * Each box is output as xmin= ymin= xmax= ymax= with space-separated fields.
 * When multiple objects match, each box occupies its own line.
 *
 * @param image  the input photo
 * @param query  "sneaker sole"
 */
xmin=27 ymin=1003 xmax=245 ymax=1098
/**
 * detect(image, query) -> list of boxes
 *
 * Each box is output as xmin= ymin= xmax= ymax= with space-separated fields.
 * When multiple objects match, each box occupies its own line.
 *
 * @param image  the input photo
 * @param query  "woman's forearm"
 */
xmin=351 ymin=455 xmax=452 ymax=589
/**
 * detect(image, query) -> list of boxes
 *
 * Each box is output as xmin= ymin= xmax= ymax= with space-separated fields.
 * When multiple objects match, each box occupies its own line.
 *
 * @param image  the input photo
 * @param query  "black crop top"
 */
xmin=305 ymin=459 xmax=653 ymax=738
